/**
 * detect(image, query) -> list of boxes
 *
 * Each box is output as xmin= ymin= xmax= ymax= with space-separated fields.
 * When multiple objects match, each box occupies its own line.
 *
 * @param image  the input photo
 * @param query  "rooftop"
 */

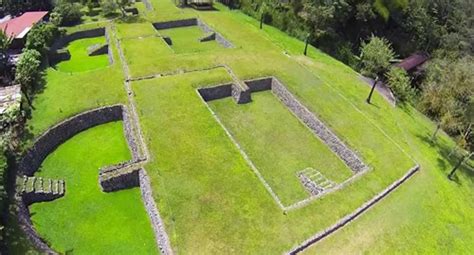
xmin=0 ymin=11 xmax=48 ymax=39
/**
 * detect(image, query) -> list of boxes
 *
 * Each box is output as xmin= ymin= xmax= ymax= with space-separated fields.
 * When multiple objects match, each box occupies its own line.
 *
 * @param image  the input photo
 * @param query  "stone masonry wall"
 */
xmin=99 ymin=161 xmax=141 ymax=192
xmin=18 ymin=105 xmax=124 ymax=176
xmin=152 ymin=18 xmax=197 ymax=30
xmin=270 ymin=78 xmax=368 ymax=173
xmin=16 ymin=195 xmax=58 ymax=254
xmin=198 ymin=83 xmax=233 ymax=101
xmin=51 ymin=28 xmax=106 ymax=51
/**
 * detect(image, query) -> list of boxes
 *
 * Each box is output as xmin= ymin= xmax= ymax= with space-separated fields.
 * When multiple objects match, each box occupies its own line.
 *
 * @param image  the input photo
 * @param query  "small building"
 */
xmin=395 ymin=52 xmax=429 ymax=75
xmin=0 ymin=84 xmax=21 ymax=117
xmin=0 ymin=11 xmax=48 ymax=49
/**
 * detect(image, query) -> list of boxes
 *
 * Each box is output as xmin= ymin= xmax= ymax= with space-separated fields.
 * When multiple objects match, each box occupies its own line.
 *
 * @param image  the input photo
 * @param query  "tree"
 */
xmin=101 ymin=0 xmax=119 ymax=16
xmin=15 ymin=49 xmax=42 ymax=107
xmin=448 ymin=151 xmax=473 ymax=180
xmin=25 ymin=23 xmax=58 ymax=54
xmin=386 ymin=66 xmax=416 ymax=104
xmin=0 ymin=27 xmax=13 ymax=77
xmin=53 ymin=0 xmax=83 ymax=26
xmin=259 ymin=1 xmax=268 ymax=30
xmin=359 ymin=35 xmax=395 ymax=104
xmin=419 ymin=57 xmax=474 ymax=139
xmin=116 ymin=0 xmax=132 ymax=17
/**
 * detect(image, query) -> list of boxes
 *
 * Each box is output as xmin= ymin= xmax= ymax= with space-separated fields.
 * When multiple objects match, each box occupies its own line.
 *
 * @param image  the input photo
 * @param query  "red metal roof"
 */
xmin=0 ymin=11 xmax=48 ymax=39
xmin=396 ymin=52 xmax=429 ymax=72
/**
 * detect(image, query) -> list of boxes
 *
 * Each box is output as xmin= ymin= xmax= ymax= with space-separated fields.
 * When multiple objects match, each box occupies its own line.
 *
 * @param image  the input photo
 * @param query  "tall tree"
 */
xmin=359 ymin=35 xmax=395 ymax=104
xmin=0 ymin=27 xmax=13 ymax=77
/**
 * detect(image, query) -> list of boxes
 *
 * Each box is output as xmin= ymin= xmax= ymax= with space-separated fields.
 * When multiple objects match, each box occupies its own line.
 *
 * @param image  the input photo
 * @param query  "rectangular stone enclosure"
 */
xmin=198 ymin=77 xmax=369 ymax=210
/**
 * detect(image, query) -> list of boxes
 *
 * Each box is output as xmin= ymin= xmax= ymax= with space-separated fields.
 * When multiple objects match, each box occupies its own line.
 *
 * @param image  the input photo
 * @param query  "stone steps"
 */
xmin=20 ymin=176 xmax=65 ymax=205
xmin=297 ymin=168 xmax=336 ymax=196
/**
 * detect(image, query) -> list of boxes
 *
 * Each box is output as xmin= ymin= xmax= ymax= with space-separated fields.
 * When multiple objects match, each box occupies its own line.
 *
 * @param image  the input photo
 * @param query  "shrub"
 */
xmin=101 ymin=0 xmax=119 ymax=16
xmin=53 ymin=0 xmax=83 ymax=26
xmin=25 ymin=23 xmax=59 ymax=53
xmin=15 ymin=49 xmax=42 ymax=91
xmin=386 ymin=67 xmax=416 ymax=103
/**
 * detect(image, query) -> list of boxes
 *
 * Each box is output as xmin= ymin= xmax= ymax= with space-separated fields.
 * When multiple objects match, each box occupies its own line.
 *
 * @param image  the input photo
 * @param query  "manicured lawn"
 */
xmin=14 ymin=0 xmax=473 ymax=253
xmin=158 ymin=26 xmax=223 ymax=54
xmin=121 ymin=36 xmax=173 ymax=76
xmin=30 ymin=122 xmax=156 ymax=254
xmin=208 ymin=91 xmax=353 ymax=205
xmin=56 ymin=37 xmax=109 ymax=73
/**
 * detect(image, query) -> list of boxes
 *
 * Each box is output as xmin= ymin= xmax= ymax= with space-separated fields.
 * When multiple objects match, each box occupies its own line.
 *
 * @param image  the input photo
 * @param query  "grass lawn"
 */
xmin=158 ymin=26 xmax=223 ymax=54
xmin=121 ymin=36 xmax=173 ymax=76
xmin=56 ymin=37 xmax=109 ymax=73
xmin=29 ymin=122 xmax=156 ymax=254
xmin=208 ymin=91 xmax=353 ymax=205
xmin=12 ymin=0 xmax=473 ymax=253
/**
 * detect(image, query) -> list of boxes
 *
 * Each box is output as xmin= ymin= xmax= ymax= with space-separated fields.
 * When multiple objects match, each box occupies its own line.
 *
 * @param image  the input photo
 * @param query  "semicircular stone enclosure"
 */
xmin=15 ymin=0 xmax=426 ymax=254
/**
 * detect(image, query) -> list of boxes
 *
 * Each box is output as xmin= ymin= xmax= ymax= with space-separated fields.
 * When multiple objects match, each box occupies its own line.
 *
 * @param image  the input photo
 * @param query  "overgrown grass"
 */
xmin=208 ymin=91 xmax=352 ymax=205
xmin=55 ymin=37 xmax=109 ymax=73
xmin=29 ymin=122 xmax=156 ymax=254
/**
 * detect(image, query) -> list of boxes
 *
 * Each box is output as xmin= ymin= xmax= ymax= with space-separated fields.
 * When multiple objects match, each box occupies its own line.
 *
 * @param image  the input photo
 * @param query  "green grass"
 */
xmin=116 ymin=21 xmax=158 ymax=39
xmin=121 ymin=36 xmax=173 ymax=76
xmin=158 ymin=26 xmax=223 ymax=54
xmin=29 ymin=122 xmax=156 ymax=254
xmin=56 ymin=37 xmax=109 ymax=73
xmin=13 ymin=0 xmax=474 ymax=253
xmin=208 ymin=91 xmax=353 ymax=205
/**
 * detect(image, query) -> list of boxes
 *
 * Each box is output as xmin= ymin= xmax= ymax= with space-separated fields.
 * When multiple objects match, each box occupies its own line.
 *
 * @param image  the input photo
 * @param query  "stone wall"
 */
xmin=51 ymin=28 xmax=106 ymax=52
xmin=99 ymin=161 xmax=141 ymax=192
xmin=196 ymin=19 xmax=234 ymax=48
xmin=152 ymin=18 xmax=197 ymax=30
xmin=87 ymin=43 xmax=108 ymax=56
xmin=18 ymin=105 xmax=124 ymax=176
xmin=48 ymin=49 xmax=71 ymax=64
xmin=270 ymin=78 xmax=368 ymax=173
xmin=152 ymin=18 xmax=234 ymax=48
xmin=16 ymin=195 xmax=58 ymax=254
xmin=198 ymin=83 xmax=233 ymax=101
xmin=199 ymin=32 xmax=216 ymax=42
xmin=231 ymin=83 xmax=251 ymax=104
xmin=139 ymin=169 xmax=173 ymax=255
xmin=245 ymin=77 xmax=273 ymax=92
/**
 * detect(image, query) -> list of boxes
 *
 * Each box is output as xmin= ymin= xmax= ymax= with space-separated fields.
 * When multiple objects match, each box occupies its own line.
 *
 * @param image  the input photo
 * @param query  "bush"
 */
xmin=25 ymin=23 xmax=59 ymax=53
xmin=101 ymin=0 xmax=119 ymax=16
xmin=53 ymin=0 xmax=83 ymax=26
xmin=386 ymin=67 xmax=416 ymax=103
xmin=15 ymin=49 xmax=42 ymax=91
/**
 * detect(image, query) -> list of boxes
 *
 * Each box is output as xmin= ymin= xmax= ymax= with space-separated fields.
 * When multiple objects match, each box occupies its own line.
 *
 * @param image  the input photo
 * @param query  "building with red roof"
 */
xmin=0 ymin=11 xmax=48 ymax=48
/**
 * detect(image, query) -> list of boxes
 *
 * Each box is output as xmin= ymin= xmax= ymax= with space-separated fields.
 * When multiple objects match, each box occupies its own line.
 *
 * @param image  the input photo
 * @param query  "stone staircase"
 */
xmin=20 ymin=176 xmax=65 ymax=205
xmin=297 ymin=168 xmax=335 ymax=196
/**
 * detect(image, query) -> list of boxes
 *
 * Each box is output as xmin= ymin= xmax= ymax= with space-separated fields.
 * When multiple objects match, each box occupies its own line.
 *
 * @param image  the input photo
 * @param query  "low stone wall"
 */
xmin=51 ymin=27 xmax=106 ymax=51
xmin=139 ymin=169 xmax=173 ymax=255
xmin=198 ymin=83 xmax=233 ymax=101
xmin=18 ymin=105 xmax=124 ymax=176
xmin=48 ymin=49 xmax=71 ymax=64
xmin=152 ymin=18 xmax=197 ymax=30
xmin=196 ymin=19 xmax=234 ymax=48
xmin=99 ymin=161 xmax=141 ymax=192
xmin=199 ymin=32 xmax=216 ymax=42
xmin=287 ymin=164 xmax=420 ymax=254
xmin=231 ymin=83 xmax=251 ymax=104
xmin=16 ymin=195 xmax=58 ymax=254
xmin=245 ymin=77 xmax=272 ymax=92
xmin=152 ymin=18 xmax=234 ymax=48
xmin=87 ymin=43 xmax=108 ymax=56
xmin=270 ymin=78 xmax=368 ymax=173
